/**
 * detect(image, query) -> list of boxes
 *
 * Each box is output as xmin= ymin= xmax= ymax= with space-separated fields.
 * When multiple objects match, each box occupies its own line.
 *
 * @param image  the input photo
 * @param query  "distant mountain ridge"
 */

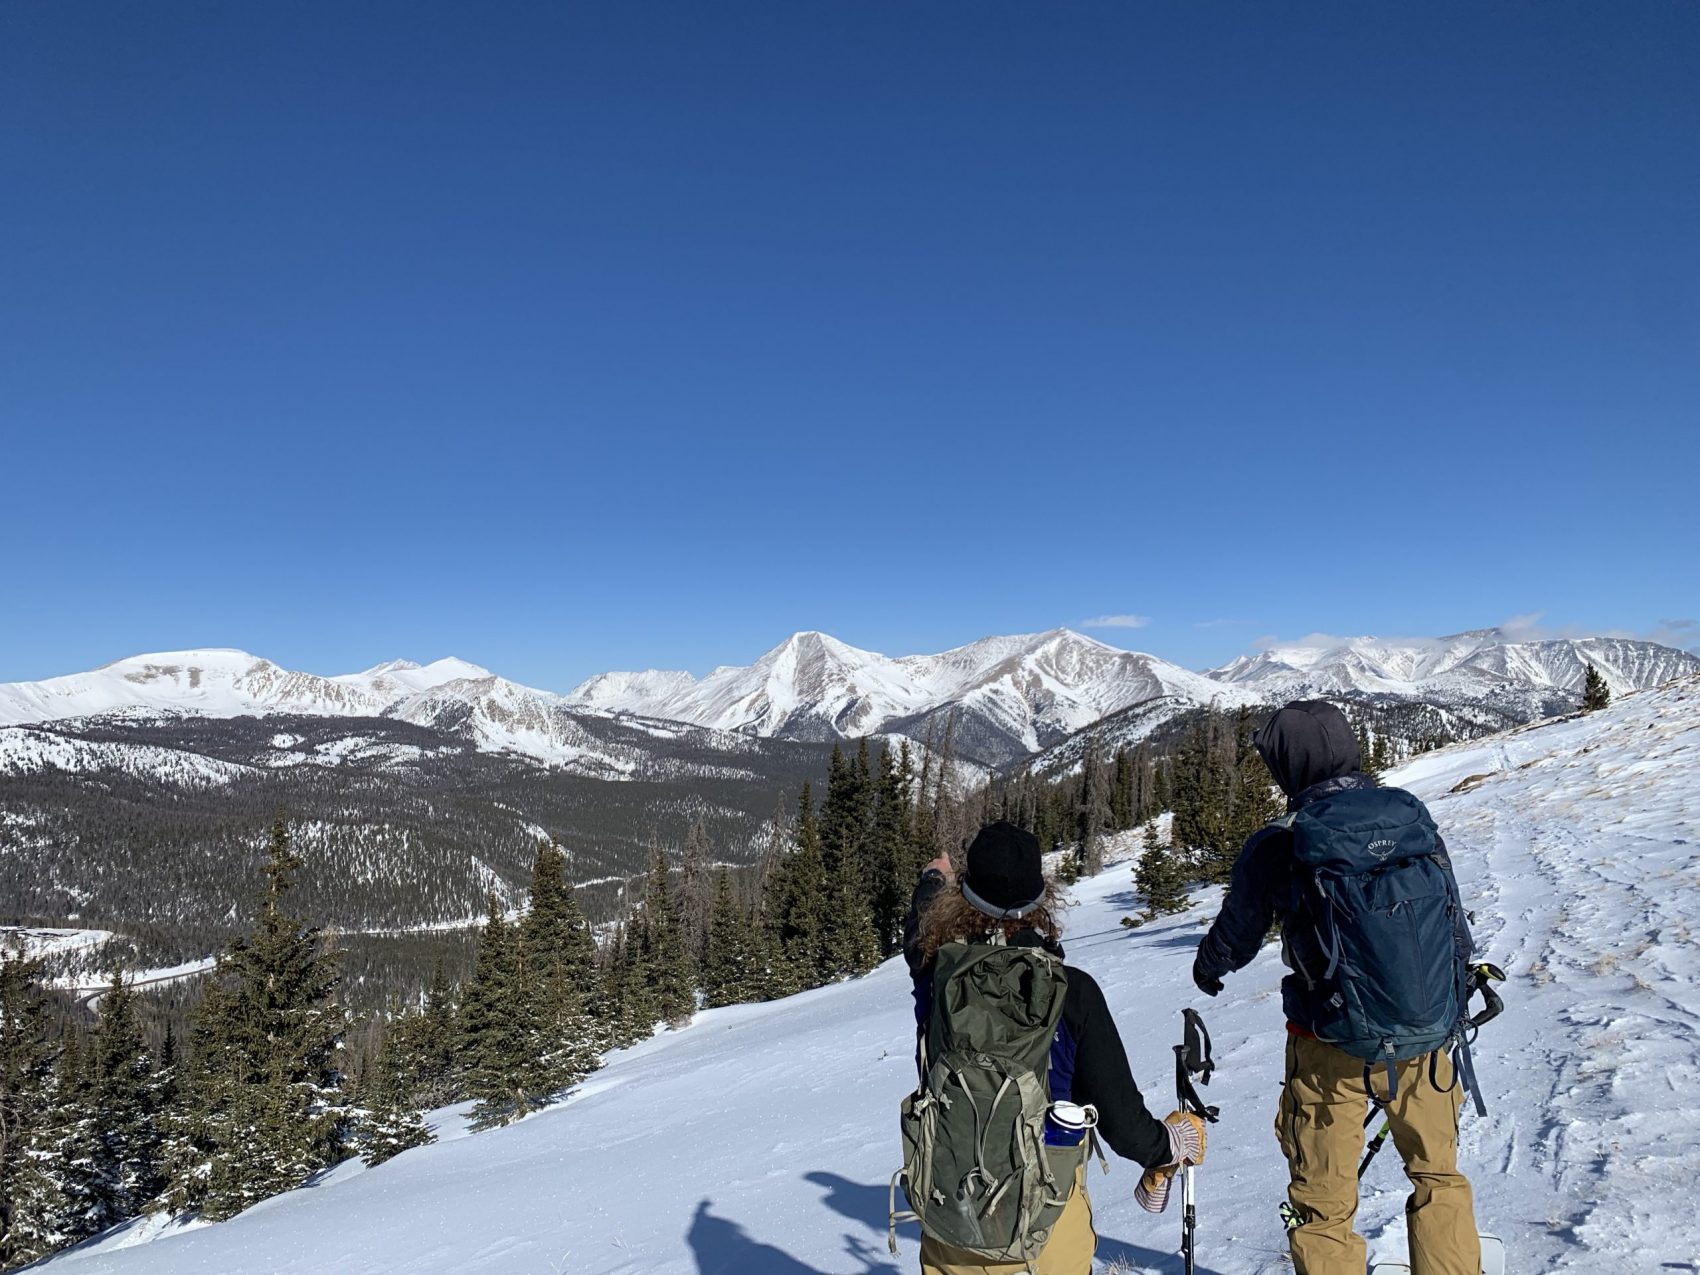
xmin=2 ymin=627 xmax=1694 ymax=770
xmin=1207 ymin=630 xmax=1696 ymax=717
xmin=564 ymin=628 xmax=1250 ymax=766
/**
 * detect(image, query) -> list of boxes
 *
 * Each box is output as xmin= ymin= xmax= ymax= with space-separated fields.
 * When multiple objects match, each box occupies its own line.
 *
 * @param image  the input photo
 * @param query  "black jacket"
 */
xmin=903 ymin=870 xmax=1171 ymax=1170
xmin=1194 ymin=701 xmax=1474 ymax=1030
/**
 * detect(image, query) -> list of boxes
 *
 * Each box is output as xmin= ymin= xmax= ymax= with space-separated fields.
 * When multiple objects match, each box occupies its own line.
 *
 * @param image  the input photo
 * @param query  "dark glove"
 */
xmin=1192 ymin=957 xmax=1223 ymax=997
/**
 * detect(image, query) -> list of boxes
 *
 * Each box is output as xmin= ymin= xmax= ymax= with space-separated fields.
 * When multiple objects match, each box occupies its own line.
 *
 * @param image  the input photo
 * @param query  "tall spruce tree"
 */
xmin=0 ymin=954 xmax=56 ymax=1267
xmin=358 ymin=1017 xmax=434 ymax=1167
xmin=88 ymin=971 xmax=166 ymax=1219
xmin=678 ymin=820 xmax=714 ymax=972
xmin=701 ymin=870 xmax=760 ymax=1008
xmin=9 ymin=1032 xmax=101 ymax=1262
xmin=763 ymin=784 xmax=830 ymax=991
xmin=162 ymin=815 xmax=350 ymax=1222
xmin=1076 ymin=736 xmax=1109 ymax=876
xmin=638 ymin=848 xmax=695 ymax=1028
xmin=867 ymin=745 xmax=916 ymax=954
xmin=461 ymin=893 xmax=537 ymax=1130
xmin=518 ymin=842 xmax=602 ymax=1091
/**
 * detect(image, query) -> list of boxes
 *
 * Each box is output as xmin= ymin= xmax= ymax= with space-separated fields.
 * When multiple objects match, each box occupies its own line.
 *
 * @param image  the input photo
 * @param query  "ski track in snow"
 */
xmin=44 ymin=679 xmax=1700 ymax=1275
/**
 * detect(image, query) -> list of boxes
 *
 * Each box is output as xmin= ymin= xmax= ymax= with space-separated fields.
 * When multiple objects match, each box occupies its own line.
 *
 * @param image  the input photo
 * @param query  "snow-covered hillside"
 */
xmin=47 ymin=677 xmax=1700 ymax=1274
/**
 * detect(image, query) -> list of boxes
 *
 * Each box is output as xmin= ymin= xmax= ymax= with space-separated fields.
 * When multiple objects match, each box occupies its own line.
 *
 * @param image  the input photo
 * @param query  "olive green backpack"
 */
xmin=889 ymin=940 xmax=1082 ymax=1267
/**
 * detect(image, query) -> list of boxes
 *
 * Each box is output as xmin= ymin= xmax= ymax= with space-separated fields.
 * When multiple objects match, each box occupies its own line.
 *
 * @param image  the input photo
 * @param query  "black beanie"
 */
xmin=962 ymin=821 xmax=1047 ymax=920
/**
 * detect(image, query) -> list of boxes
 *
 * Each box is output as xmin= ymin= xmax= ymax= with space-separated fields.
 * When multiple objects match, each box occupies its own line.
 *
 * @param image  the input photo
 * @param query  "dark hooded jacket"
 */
xmin=1193 ymin=701 xmax=1472 ymax=1034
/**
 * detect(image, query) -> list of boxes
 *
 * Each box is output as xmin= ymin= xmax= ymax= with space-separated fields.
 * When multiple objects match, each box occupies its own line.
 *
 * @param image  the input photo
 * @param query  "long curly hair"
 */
xmin=914 ymin=878 xmax=1067 ymax=965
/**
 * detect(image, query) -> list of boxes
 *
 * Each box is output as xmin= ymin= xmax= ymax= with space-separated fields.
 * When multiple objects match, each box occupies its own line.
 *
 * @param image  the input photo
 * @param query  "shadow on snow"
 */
xmin=687 ymin=1171 xmax=1223 ymax=1275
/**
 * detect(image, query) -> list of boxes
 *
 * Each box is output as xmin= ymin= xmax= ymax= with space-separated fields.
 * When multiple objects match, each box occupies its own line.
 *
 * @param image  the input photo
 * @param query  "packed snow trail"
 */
xmin=46 ymin=679 xmax=1700 ymax=1274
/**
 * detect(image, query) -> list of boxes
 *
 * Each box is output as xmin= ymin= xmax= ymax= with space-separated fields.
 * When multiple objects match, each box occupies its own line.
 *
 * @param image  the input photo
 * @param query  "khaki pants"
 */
xmin=919 ymin=1165 xmax=1094 ymax=1275
xmin=1277 ymin=1034 xmax=1480 ymax=1275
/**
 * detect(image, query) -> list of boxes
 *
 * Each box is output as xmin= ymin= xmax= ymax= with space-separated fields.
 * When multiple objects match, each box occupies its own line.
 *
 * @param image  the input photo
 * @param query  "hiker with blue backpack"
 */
xmin=892 ymin=821 xmax=1206 ymax=1275
xmin=1192 ymin=700 xmax=1485 ymax=1275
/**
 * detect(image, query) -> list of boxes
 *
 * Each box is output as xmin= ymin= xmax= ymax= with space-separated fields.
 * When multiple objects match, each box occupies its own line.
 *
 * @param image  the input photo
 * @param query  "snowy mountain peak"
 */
xmin=361 ymin=659 xmax=424 ymax=675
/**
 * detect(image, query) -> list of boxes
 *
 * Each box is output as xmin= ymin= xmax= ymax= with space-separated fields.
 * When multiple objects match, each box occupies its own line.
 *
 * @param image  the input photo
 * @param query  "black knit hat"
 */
xmin=962 ymin=821 xmax=1047 ymax=920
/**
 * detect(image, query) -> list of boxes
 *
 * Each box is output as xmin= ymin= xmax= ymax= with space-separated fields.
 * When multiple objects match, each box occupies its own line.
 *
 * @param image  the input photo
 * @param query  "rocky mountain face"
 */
xmin=566 ymin=628 xmax=1256 ymax=767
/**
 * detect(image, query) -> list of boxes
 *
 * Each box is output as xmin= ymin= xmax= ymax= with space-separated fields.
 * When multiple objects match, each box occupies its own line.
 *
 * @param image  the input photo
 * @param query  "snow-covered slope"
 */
xmin=50 ymin=677 xmax=1700 ymax=1274
xmin=1212 ymin=629 xmax=1697 ymax=713
xmin=569 ymin=629 xmax=1255 ymax=766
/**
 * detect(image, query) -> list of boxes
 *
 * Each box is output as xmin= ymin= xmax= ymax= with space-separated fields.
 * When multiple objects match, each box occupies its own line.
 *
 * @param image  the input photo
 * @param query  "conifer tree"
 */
xmin=88 ymin=971 xmax=166 ymax=1218
xmin=358 ymin=1018 xmax=434 ymax=1167
xmin=1582 ymin=662 xmax=1611 ymax=712
xmin=638 ymin=848 xmax=695 ymax=1028
xmin=678 ymin=819 xmax=714 ymax=972
xmin=763 ymin=784 xmax=829 ymax=991
xmin=9 ymin=1032 xmax=101 ymax=1261
xmin=701 ymin=870 xmax=760 ymax=1008
xmin=867 ymin=745 xmax=916 ymax=954
xmin=1110 ymin=748 xmax=1137 ymax=831
xmin=1076 ymin=735 xmax=1109 ymax=876
xmin=461 ymin=893 xmax=537 ymax=1130
xmin=519 ymin=842 xmax=602 ymax=1092
xmin=814 ymin=755 xmax=880 ymax=980
xmin=1135 ymin=821 xmax=1191 ymax=920
xmin=1351 ymin=718 xmax=1384 ymax=782
xmin=163 ymin=815 xmax=350 ymax=1221
xmin=0 ymin=953 xmax=56 ymax=1267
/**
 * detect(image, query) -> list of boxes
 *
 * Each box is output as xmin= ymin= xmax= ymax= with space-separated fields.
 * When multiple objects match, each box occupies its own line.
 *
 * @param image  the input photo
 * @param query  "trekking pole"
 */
xmin=1174 ymin=1008 xmax=1221 ymax=1275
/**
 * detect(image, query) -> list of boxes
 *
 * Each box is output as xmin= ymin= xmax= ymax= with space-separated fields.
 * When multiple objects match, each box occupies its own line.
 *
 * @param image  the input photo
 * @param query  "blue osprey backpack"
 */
xmin=1283 ymin=786 xmax=1469 ymax=1087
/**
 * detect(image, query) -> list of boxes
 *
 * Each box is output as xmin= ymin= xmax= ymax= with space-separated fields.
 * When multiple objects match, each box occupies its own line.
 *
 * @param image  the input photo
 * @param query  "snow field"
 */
xmin=43 ymin=678 xmax=1700 ymax=1274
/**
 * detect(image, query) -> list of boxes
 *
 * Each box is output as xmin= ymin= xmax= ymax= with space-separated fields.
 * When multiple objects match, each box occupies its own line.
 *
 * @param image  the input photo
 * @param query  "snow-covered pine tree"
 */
xmin=88 ymin=971 xmax=166 ymax=1218
xmin=8 ymin=1031 xmax=101 ymax=1263
xmin=164 ymin=815 xmax=351 ymax=1222
xmin=0 ymin=953 xmax=56 ymax=1268
xmin=588 ymin=923 xmax=645 ymax=1049
xmin=357 ymin=1016 xmax=434 ymax=1167
xmin=518 ymin=841 xmax=602 ymax=1094
xmin=1135 ymin=821 xmax=1190 ymax=921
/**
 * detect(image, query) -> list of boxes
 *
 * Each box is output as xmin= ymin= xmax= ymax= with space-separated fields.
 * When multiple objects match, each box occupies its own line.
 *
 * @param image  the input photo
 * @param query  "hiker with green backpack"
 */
xmin=1192 ymin=700 xmax=1489 ymax=1275
xmin=892 ymin=821 xmax=1205 ymax=1275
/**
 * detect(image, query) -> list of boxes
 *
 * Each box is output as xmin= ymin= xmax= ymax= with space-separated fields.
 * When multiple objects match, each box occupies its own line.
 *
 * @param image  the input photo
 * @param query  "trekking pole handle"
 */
xmin=1467 ymin=962 xmax=1506 ymax=1029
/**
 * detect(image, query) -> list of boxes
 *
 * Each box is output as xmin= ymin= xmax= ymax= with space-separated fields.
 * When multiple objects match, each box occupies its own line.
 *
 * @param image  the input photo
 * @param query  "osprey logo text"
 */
xmin=1367 ymin=838 xmax=1399 ymax=860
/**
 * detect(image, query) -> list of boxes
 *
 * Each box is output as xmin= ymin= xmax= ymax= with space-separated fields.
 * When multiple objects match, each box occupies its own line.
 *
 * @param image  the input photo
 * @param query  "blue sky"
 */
xmin=3 ymin=1 xmax=1696 ymax=689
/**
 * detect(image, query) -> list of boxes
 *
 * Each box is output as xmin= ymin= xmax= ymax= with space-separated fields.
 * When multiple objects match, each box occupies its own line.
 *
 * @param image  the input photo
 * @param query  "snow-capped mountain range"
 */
xmin=2 ymin=628 xmax=1694 ymax=770
xmin=1213 ymin=630 xmax=1694 ymax=709
xmin=567 ymin=629 xmax=1246 ymax=765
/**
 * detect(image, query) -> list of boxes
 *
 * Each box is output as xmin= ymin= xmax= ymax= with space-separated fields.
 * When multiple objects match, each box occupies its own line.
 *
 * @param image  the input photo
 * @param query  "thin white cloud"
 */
xmin=1080 ymin=614 xmax=1152 ymax=630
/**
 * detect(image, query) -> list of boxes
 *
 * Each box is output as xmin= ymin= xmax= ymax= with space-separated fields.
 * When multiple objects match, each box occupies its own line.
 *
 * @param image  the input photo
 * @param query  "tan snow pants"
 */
xmin=918 ymin=1165 xmax=1094 ymax=1275
xmin=1277 ymin=1034 xmax=1480 ymax=1275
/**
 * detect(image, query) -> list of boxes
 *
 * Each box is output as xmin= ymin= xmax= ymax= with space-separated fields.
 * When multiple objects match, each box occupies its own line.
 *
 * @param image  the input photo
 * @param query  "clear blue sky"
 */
xmin=3 ymin=1 xmax=1696 ymax=688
